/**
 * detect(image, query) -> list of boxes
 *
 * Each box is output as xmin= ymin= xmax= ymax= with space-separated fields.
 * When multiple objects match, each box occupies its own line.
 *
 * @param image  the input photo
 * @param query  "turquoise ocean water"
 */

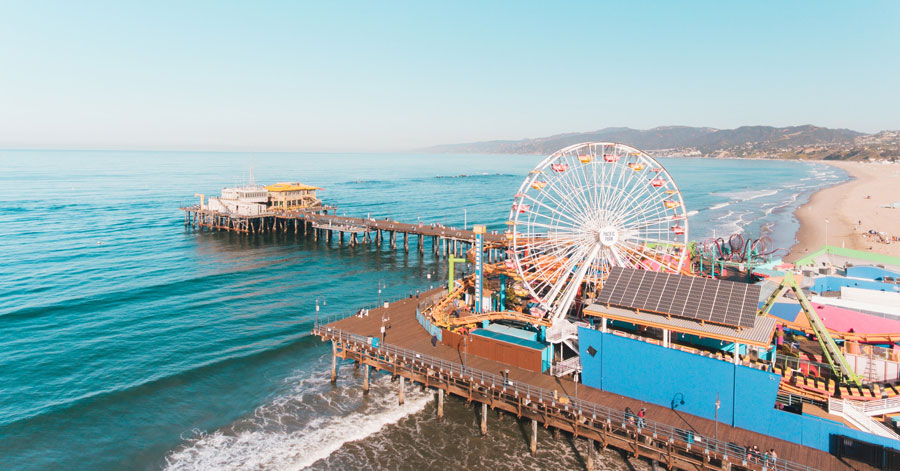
xmin=0 ymin=151 xmax=845 ymax=470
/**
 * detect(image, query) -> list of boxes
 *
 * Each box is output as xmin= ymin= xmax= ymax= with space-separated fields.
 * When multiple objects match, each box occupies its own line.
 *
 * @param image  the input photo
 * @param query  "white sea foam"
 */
xmin=715 ymin=210 xmax=734 ymax=221
xmin=709 ymin=202 xmax=731 ymax=211
xmin=164 ymin=375 xmax=433 ymax=471
xmin=727 ymin=188 xmax=779 ymax=202
xmin=685 ymin=210 xmax=699 ymax=217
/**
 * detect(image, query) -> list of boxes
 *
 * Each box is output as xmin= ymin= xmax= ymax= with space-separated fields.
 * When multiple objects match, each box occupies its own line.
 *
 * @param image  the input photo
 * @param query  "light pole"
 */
xmin=315 ymin=296 xmax=326 ymax=327
xmin=574 ymin=371 xmax=579 ymax=403
xmin=714 ymin=392 xmax=721 ymax=450
xmin=378 ymin=280 xmax=386 ymax=306
xmin=825 ymin=217 xmax=830 ymax=247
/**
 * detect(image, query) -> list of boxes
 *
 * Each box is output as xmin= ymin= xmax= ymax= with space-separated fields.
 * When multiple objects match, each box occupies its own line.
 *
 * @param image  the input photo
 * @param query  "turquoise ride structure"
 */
xmin=695 ymin=233 xmax=780 ymax=280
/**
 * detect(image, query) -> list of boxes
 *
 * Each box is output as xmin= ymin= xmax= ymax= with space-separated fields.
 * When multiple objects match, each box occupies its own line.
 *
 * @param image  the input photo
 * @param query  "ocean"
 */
xmin=0 ymin=151 xmax=845 ymax=470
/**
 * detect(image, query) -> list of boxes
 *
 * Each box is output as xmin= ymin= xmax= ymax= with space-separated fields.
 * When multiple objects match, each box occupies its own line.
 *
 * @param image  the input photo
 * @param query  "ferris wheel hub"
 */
xmin=596 ymin=226 xmax=619 ymax=247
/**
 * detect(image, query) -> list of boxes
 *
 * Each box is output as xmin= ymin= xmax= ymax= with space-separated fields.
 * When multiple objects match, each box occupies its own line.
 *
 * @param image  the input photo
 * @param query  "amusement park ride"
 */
xmin=426 ymin=141 xmax=871 ymax=393
xmin=506 ymin=142 xmax=690 ymax=344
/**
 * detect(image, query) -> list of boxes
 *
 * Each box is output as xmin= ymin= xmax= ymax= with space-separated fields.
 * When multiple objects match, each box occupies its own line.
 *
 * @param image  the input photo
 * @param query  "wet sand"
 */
xmin=786 ymin=161 xmax=900 ymax=261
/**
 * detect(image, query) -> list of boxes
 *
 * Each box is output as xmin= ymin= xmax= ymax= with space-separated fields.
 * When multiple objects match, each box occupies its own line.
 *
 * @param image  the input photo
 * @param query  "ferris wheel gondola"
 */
xmin=508 ymin=142 xmax=689 ymax=321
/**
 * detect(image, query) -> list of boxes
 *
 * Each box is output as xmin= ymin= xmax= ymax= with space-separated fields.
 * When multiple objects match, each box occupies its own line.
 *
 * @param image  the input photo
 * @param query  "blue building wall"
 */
xmin=812 ymin=276 xmax=900 ymax=294
xmin=577 ymin=327 xmax=900 ymax=452
xmin=579 ymin=327 xmax=736 ymax=423
xmin=847 ymin=266 xmax=900 ymax=281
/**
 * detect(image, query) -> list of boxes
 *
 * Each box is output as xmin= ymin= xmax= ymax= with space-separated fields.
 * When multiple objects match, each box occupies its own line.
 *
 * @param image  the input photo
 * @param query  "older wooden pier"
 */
xmin=313 ymin=292 xmax=871 ymax=471
xmin=182 ymin=205 xmax=507 ymax=259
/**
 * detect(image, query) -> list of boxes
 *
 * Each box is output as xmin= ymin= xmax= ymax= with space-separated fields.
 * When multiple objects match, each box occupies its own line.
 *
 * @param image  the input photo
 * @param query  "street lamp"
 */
xmin=715 ymin=392 xmax=721 ymax=450
xmin=378 ymin=280 xmax=386 ymax=306
xmin=315 ymin=296 xmax=327 ymax=327
xmin=825 ymin=218 xmax=830 ymax=247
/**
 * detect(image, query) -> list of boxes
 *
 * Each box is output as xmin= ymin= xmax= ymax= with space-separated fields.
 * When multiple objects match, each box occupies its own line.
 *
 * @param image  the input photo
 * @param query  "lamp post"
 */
xmin=378 ymin=280 xmax=386 ymax=306
xmin=315 ymin=296 xmax=326 ymax=327
xmin=574 ymin=371 xmax=579 ymax=403
xmin=715 ymin=392 xmax=721 ymax=450
xmin=825 ymin=217 xmax=830 ymax=247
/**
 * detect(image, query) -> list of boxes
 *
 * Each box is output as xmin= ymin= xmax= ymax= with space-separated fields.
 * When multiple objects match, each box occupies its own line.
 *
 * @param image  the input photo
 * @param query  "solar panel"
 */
xmin=595 ymin=267 xmax=761 ymax=328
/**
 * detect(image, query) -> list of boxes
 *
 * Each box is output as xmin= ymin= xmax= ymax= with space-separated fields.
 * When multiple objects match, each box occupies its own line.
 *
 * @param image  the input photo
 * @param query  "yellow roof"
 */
xmin=265 ymin=182 xmax=320 ymax=192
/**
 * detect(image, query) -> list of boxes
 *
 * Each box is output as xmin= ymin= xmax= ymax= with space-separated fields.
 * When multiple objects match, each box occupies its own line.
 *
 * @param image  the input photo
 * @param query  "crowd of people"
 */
xmin=746 ymin=444 xmax=777 ymax=466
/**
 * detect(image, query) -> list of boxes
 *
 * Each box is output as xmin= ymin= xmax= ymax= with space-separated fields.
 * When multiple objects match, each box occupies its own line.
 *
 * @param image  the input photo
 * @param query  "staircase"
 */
xmin=829 ymin=398 xmax=900 ymax=439
xmin=547 ymin=319 xmax=590 ymax=377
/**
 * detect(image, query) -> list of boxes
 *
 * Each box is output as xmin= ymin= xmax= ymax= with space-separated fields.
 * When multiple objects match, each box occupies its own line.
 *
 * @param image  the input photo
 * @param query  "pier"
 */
xmin=182 ymin=205 xmax=507 ymax=259
xmin=313 ymin=292 xmax=866 ymax=471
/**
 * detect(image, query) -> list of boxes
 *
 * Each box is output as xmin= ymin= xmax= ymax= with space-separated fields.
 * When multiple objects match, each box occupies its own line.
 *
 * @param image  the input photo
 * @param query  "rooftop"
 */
xmin=794 ymin=245 xmax=900 ymax=272
xmin=265 ymin=182 xmax=321 ymax=192
xmin=584 ymin=303 xmax=777 ymax=348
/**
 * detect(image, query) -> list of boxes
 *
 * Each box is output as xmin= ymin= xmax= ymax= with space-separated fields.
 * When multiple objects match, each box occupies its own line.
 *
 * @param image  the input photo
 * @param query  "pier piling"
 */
xmin=398 ymin=376 xmax=405 ymax=405
xmin=363 ymin=364 xmax=369 ymax=393
xmin=586 ymin=439 xmax=594 ymax=471
xmin=480 ymin=402 xmax=488 ymax=436
xmin=530 ymin=419 xmax=538 ymax=455
xmin=437 ymin=388 xmax=444 ymax=418
xmin=330 ymin=341 xmax=337 ymax=384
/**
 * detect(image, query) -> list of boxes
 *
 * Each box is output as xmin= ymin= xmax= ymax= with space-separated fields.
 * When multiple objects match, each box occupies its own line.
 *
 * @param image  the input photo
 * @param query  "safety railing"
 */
xmin=550 ymin=356 xmax=581 ymax=377
xmin=828 ymin=398 xmax=900 ymax=439
xmin=854 ymin=395 xmax=900 ymax=416
xmin=775 ymin=392 xmax=827 ymax=410
xmin=314 ymin=325 xmax=818 ymax=471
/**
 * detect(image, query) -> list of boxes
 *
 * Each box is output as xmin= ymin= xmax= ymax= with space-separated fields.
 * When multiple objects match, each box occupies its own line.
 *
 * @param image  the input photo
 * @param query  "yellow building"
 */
xmin=265 ymin=182 xmax=321 ymax=210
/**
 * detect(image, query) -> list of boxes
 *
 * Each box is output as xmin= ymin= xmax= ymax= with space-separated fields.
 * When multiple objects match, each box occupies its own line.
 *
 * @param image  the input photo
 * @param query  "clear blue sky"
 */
xmin=1 ymin=1 xmax=898 ymax=151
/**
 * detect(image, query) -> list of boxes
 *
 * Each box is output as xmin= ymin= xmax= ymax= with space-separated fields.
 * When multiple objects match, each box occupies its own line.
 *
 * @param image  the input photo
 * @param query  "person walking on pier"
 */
xmin=637 ymin=407 xmax=646 ymax=428
xmin=380 ymin=324 xmax=386 ymax=343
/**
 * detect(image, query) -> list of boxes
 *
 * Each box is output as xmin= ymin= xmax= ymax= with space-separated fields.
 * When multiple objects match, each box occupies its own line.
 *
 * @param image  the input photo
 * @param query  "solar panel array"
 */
xmin=595 ymin=267 xmax=761 ymax=328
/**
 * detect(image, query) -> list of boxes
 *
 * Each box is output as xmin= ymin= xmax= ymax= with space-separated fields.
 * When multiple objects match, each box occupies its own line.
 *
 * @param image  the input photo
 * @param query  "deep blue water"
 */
xmin=0 ymin=151 xmax=845 ymax=470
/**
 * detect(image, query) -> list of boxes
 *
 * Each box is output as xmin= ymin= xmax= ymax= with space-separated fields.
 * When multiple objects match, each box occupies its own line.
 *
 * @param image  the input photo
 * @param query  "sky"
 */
xmin=0 ymin=1 xmax=898 ymax=152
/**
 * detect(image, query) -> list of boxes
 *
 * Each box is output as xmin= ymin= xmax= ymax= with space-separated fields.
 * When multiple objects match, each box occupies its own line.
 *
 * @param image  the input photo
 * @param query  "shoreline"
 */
xmin=785 ymin=160 xmax=900 ymax=262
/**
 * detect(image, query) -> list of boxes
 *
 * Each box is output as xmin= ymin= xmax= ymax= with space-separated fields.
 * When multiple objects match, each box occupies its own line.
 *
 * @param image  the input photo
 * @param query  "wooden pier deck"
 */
xmin=313 ymin=292 xmax=873 ymax=471
xmin=181 ymin=205 xmax=507 ymax=258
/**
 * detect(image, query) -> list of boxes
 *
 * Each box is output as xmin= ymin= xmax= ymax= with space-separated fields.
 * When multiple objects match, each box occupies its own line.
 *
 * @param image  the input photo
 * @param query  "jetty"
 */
xmin=312 ymin=292 xmax=864 ymax=471
xmin=182 ymin=205 xmax=507 ymax=258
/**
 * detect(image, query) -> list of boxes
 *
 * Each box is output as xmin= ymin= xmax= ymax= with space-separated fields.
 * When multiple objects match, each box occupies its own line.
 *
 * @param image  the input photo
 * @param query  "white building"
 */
xmin=207 ymin=186 xmax=268 ymax=217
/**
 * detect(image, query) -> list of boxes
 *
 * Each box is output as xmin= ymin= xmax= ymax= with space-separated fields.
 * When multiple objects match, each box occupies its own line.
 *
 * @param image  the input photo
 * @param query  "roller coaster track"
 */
xmin=760 ymin=271 xmax=862 ymax=386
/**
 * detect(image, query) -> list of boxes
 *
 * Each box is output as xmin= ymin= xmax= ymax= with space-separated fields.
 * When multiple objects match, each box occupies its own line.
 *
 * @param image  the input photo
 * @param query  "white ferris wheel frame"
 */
xmin=508 ymin=142 xmax=689 ymax=321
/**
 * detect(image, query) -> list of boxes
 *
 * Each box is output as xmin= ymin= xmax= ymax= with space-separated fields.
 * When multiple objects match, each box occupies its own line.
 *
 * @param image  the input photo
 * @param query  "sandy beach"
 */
xmin=786 ymin=160 xmax=900 ymax=261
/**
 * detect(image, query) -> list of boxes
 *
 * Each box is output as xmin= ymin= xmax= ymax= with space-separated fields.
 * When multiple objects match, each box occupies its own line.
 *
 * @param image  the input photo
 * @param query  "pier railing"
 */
xmin=315 ymin=324 xmax=817 ymax=471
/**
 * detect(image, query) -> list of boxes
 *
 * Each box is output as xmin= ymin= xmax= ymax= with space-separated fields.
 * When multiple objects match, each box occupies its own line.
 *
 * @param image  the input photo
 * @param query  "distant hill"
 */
xmin=422 ymin=125 xmax=874 ymax=158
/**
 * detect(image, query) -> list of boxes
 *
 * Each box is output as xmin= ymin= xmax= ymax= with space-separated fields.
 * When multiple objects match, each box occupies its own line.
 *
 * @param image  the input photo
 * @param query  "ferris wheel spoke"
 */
xmin=526 ymin=242 xmax=592 ymax=292
xmin=551 ymin=245 xmax=602 ymax=318
xmin=538 ymin=242 xmax=596 ymax=308
xmin=519 ymin=193 xmax=587 ymax=228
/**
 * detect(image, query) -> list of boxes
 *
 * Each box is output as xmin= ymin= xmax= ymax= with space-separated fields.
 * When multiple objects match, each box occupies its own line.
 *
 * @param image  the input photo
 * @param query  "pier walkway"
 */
xmin=182 ymin=205 xmax=507 ymax=258
xmin=313 ymin=292 xmax=872 ymax=471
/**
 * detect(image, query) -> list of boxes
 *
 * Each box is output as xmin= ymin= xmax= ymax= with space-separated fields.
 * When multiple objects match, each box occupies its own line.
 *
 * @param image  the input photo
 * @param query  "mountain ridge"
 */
xmin=421 ymin=125 xmax=898 ymax=160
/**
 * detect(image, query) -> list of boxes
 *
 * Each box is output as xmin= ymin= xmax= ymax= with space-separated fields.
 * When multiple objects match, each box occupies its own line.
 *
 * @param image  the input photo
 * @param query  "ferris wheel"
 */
xmin=508 ymin=142 xmax=689 ymax=320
